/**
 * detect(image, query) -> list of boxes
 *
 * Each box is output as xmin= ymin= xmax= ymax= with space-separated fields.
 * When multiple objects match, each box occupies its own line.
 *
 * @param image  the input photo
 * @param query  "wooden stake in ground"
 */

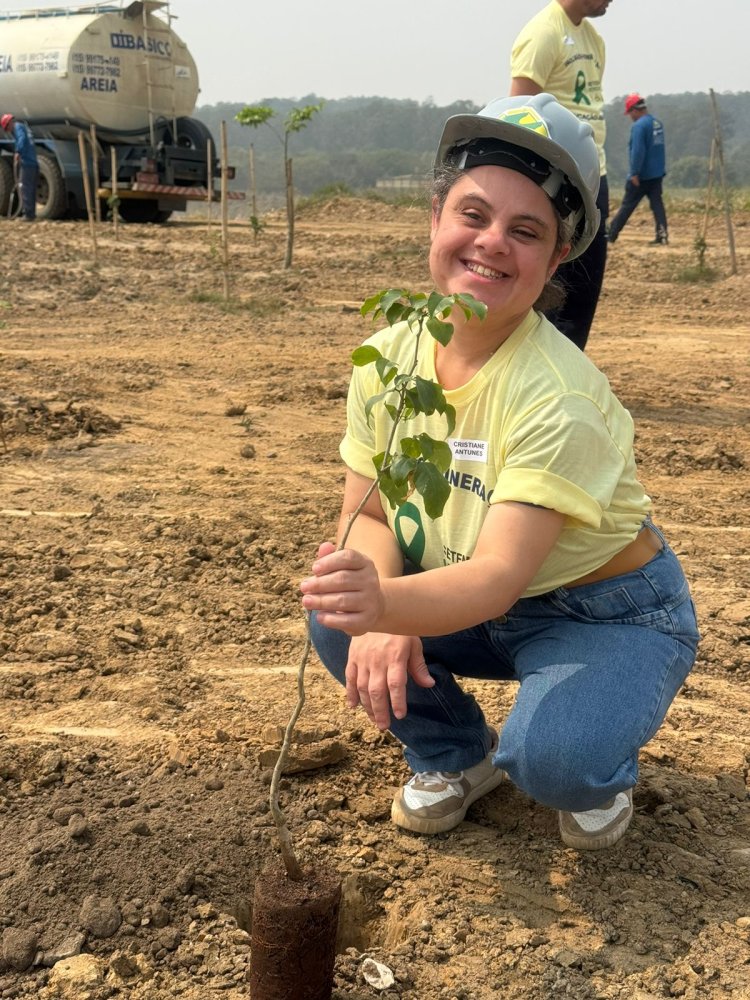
xmin=284 ymin=157 xmax=294 ymax=270
xmin=701 ymin=136 xmax=716 ymax=244
xmin=77 ymin=131 xmax=98 ymax=265
xmin=89 ymin=124 xmax=101 ymax=223
xmin=220 ymin=121 xmax=230 ymax=302
xmin=110 ymin=146 xmax=119 ymax=240
xmin=248 ymin=144 xmax=258 ymax=241
xmin=709 ymin=88 xmax=738 ymax=276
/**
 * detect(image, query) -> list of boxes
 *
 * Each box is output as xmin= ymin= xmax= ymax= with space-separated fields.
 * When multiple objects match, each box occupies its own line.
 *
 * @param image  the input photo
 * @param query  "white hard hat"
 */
xmin=436 ymin=94 xmax=601 ymax=259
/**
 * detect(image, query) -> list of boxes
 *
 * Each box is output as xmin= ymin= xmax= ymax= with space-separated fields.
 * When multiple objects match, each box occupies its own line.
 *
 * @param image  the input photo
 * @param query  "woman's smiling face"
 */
xmin=429 ymin=165 xmax=569 ymax=328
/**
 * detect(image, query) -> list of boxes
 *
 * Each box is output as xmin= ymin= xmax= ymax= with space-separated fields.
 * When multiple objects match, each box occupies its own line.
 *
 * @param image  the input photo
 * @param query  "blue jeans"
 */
xmin=19 ymin=162 xmax=38 ymax=220
xmin=608 ymin=176 xmax=667 ymax=242
xmin=545 ymin=174 xmax=609 ymax=351
xmin=310 ymin=525 xmax=699 ymax=813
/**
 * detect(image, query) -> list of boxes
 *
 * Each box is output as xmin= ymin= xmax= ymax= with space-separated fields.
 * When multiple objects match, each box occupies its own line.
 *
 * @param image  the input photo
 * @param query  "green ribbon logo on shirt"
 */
xmin=394 ymin=501 xmax=426 ymax=567
xmin=573 ymin=70 xmax=591 ymax=106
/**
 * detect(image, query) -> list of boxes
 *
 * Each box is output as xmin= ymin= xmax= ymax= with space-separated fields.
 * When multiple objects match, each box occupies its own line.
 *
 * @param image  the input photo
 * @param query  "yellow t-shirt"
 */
xmin=511 ymin=0 xmax=607 ymax=175
xmin=341 ymin=311 xmax=651 ymax=597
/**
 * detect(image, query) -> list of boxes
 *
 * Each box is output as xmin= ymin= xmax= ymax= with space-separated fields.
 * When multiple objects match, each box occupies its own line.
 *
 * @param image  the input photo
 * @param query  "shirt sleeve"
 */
xmin=490 ymin=392 xmax=631 ymax=528
xmin=339 ymin=363 xmax=378 ymax=479
xmin=510 ymin=21 xmax=560 ymax=87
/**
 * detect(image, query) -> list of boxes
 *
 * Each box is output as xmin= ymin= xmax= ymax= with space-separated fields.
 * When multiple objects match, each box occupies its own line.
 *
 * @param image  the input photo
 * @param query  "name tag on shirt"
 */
xmin=450 ymin=439 xmax=489 ymax=463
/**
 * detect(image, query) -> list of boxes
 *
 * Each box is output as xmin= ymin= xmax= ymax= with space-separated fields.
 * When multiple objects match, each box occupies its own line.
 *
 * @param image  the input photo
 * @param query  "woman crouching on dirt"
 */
xmin=300 ymin=94 xmax=699 ymax=850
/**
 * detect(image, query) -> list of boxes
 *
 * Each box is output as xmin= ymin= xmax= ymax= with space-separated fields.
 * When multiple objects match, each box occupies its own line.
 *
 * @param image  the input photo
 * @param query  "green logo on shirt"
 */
xmin=394 ymin=501 xmax=426 ymax=567
xmin=573 ymin=70 xmax=591 ymax=106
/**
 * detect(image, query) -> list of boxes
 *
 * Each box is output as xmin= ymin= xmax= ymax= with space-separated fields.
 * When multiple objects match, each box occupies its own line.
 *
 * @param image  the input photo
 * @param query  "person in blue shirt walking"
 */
xmin=607 ymin=94 xmax=668 ymax=245
xmin=1 ymin=113 xmax=39 ymax=222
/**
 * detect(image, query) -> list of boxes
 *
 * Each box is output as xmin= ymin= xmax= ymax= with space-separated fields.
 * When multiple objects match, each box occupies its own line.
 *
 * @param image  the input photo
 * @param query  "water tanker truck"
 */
xmin=0 ymin=0 xmax=237 ymax=221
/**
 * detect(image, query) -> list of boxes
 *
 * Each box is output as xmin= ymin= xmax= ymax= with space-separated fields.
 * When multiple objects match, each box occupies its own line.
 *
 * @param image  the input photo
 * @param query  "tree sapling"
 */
xmin=235 ymin=103 xmax=324 ymax=269
xmin=249 ymin=288 xmax=486 ymax=1000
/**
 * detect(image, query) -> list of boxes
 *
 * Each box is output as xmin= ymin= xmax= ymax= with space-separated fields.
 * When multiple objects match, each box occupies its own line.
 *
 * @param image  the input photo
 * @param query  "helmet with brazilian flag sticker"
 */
xmin=435 ymin=93 xmax=600 ymax=260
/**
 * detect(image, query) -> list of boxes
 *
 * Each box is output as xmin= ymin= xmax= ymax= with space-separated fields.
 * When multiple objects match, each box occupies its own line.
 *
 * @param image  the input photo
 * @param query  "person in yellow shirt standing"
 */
xmin=510 ymin=1 xmax=612 ymax=350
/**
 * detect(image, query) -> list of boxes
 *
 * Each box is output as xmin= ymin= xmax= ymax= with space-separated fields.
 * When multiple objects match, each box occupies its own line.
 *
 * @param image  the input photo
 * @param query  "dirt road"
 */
xmin=0 ymin=199 xmax=749 ymax=999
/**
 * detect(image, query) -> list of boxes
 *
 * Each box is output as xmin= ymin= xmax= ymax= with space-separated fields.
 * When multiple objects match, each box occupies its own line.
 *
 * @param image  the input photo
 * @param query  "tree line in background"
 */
xmin=193 ymin=92 xmax=750 ymax=202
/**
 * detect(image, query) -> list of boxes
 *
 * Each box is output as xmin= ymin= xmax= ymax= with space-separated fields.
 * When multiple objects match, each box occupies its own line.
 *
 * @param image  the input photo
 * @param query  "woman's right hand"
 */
xmin=345 ymin=633 xmax=435 ymax=730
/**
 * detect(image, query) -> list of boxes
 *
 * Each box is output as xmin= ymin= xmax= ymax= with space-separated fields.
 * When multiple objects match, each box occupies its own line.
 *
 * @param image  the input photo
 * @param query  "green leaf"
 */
xmin=441 ymin=401 xmax=456 ymax=436
xmin=408 ymin=291 xmax=428 ymax=310
xmin=427 ymin=291 xmax=454 ymax=316
xmin=365 ymin=389 xmax=391 ymax=425
xmin=390 ymin=453 xmax=417 ymax=484
xmin=379 ymin=472 xmax=409 ymax=510
xmin=352 ymin=345 xmax=381 ymax=366
xmin=384 ymin=302 xmax=410 ymax=327
xmin=429 ymin=384 xmax=456 ymax=434
xmin=235 ymin=105 xmax=275 ymax=127
xmin=413 ymin=463 xmax=452 ymax=519
xmin=361 ymin=291 xmax=386 ymax=318
xmin=375 ymin=356 xmax=398 ymax=386
xmin=415 ymin=435 xmax=453 ymax=472
xmin=414 ymin=376 xmax=441 ymax=414
xmin=381 ymin=288 xmax=407 ymax=311
xmin=425 ymin=316 xmax=454 ymax=346
xmin=399 ymin=437 xmax=422 ymax=460
xmin=456 ymin=293 xmax=488 ymax=322
xmin=404 ymin=386 xmax=425 ymax=413
xmin=285 ymin=102 xmax=324 ymax=133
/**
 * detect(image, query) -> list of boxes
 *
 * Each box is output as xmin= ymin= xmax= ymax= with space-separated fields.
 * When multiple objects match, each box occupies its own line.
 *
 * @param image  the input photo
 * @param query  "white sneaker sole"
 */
xmin=559 ymin=791 xmax=634 ymax=850
xmin=391 ymin=768 xmax=505 ymax=835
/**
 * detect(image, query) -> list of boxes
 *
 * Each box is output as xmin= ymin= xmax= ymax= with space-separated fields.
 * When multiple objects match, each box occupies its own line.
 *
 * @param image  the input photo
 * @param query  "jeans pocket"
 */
xmin=550 ymin=546 xmax=699 ymax=643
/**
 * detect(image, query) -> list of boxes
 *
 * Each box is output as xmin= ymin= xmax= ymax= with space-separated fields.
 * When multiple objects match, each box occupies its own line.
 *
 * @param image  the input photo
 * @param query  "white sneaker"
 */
xmin=391 ymin=731 xmax=504 ymax=835
xmin=559 ymin=788 xmax=634 ymax=850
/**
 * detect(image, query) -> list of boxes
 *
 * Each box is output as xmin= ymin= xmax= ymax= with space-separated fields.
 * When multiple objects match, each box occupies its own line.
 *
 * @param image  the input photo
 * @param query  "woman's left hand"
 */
xmin=300 ymin=542 xmax=384 ymax=635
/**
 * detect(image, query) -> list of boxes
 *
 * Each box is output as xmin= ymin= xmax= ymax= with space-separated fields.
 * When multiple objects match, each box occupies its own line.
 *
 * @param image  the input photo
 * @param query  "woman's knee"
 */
xmin=497 ymin=723 xmax=629 ymax=811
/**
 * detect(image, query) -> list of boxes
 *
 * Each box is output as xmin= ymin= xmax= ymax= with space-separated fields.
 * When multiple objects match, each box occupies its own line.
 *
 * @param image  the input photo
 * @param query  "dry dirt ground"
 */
xmin=0 ymin=198 xmax=749 ymax=1000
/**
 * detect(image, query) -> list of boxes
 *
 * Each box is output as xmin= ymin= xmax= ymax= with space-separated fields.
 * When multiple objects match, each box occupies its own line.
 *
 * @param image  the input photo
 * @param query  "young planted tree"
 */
xmin=235 ymin=102 xmax=323 ymax=269
xmin=250 ymin=288 xmax=486 ymax=1000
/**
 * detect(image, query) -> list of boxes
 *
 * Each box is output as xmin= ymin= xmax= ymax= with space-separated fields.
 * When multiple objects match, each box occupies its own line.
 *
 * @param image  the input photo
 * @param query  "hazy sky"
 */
xmin=3 ymin=0 xmax=749 ymax=108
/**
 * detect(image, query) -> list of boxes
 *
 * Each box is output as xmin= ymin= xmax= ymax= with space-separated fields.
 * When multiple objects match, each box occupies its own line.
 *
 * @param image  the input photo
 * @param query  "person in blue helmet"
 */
xmin=607 ymin=93 xmax=668 ymax=246
xmin=1 ymin=113 xmax=39 ymax=222
xmin=300 ymin=94 xmax=699 ymax=851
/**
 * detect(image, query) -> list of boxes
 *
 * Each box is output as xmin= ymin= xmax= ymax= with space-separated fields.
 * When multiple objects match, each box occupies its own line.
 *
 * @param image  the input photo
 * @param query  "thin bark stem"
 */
xmin=268 ymin=311 xmax=426 ymax=879
xmin=268 ymin=614 xmax=311 ymax=881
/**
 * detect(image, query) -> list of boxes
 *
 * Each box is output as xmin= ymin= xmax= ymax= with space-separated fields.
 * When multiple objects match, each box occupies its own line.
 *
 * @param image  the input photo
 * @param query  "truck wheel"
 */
xmin=0 ymin=158 xmax=14 ymax=216
xmin=36 ymin=151 xmax=68 ymax=219
xmin=174 ymin=117 xmax=213 ymax=155
xmin=118 ymin=199 xmax=161 ymax=223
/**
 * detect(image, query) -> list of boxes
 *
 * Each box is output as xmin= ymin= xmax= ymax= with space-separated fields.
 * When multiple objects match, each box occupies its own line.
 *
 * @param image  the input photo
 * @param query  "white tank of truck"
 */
xmin=0 ymin=1 xmax=200 ymax=134
xmin=0 ymin=2 xmax=239 ymax=223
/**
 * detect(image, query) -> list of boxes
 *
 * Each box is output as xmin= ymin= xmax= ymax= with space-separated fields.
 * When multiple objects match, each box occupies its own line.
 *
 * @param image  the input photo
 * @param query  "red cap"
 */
xmin=0 ymin=113 xmax=14 ymax=130
xmin=624 ymin=93 xmax=646 ymax=114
